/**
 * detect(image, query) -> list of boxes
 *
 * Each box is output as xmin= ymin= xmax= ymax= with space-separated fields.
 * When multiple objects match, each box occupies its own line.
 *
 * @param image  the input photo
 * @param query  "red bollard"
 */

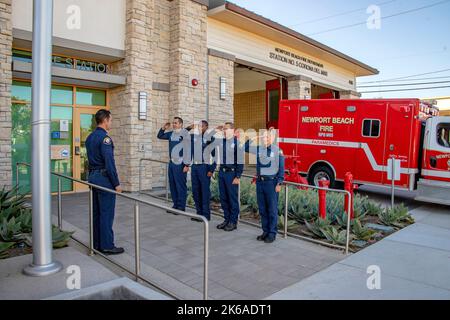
xmin=318 ymin=178 xmax=330 ymax=220
xmin=344 ymin=172 xmax=358 ymax=220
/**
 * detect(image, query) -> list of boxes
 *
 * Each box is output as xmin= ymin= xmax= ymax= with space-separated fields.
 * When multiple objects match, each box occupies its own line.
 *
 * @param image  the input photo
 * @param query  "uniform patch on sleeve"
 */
xmin=103 ymin=137 xmax=112 ymax=145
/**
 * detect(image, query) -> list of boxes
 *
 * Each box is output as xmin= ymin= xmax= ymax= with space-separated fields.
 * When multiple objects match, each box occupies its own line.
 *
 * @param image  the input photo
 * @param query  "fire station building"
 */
xmin=0 ymin=0 xmax=378 ymax=192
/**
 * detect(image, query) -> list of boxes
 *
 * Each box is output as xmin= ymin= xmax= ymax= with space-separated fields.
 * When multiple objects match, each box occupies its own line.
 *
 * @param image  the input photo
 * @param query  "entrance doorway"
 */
xmin=266 ymin=78 xmax=288 ymax=129
xmin=11 ymin=80 xmax=108 ymax=193
xmin=73 ymin=108 xmax=98 ymax=192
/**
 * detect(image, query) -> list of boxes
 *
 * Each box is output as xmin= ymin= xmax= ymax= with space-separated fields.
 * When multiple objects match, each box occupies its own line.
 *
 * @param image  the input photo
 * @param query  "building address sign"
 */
xmin=269 ymin=47 xmax=328 ymax=77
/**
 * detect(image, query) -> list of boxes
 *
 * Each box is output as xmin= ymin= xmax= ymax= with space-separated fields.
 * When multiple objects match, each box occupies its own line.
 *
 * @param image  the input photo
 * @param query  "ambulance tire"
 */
xmin=308 ymin=166 xmax=336 ymax=189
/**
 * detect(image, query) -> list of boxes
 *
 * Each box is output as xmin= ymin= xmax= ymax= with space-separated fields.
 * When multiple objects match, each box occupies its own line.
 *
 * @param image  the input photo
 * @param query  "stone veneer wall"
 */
xmin=208 ymin=54 xmax=235 ymax=128
xmin=287 ymin=76 xmax=312 ymax=100
xmin=109 ymin=0 xmax=154 ymax=192
xmin=0 ymin=0 xmax=12 ymax=188
xmin=169 ymin=0 xmax=208 ymax=124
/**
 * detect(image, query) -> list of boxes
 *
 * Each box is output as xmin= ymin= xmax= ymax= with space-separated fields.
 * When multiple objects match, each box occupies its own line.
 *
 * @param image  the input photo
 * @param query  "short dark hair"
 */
xmin=225 ymin=122 xmax=235 ymax=129
xmin=202 ymin=120 xmax=209 ymax=128
xmin=95 ymin=109 xmax=111 ymax=125
xmin=174 ymin=117 xmax=184 ymax=125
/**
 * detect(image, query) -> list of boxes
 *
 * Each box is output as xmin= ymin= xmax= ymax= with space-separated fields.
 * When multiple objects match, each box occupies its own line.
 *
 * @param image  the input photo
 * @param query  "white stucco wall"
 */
xmin=12 ymin=0 xmax=125 ymax=50
xmin=208 ymin=18 xmax=357 ymax=91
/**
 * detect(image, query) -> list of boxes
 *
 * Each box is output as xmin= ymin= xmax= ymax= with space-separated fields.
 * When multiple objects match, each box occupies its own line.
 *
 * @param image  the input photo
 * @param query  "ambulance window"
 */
xmin=437 ymin=124 xmax=450 ymax=148
xmin=363 ymin=119 xmax=381 ymax=138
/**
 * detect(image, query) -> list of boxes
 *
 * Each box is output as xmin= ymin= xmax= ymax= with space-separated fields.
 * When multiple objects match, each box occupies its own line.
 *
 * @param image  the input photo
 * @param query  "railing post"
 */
xmin=15 ymin=163 xmax=19 ymax=197
xmin=138 ymin=160 xmax=142 ymax=196
xmin=165 ymin=163 xmax=169 ymax=203
xmin=134 ymin=202 xmax=141 ymax=281
xmin=88 ymin=186 xmax=94 ymax=256
xmin=345 ymin=191 xmax=352 ymax=255
xmin=57 ymin=178 xmax=62 ymax=230
xmin=238 ymin=182 xmax=241 ymax=223
xmin=203 ymin=220 xmax=209 ymax=301
xmin=284 ymin=184 xmax=289 ymax=239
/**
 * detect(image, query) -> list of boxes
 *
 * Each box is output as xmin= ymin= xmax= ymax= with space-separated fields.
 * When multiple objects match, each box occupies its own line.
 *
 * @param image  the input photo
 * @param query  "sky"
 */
xmin=231 ymin=0 xmax=450 ymax=99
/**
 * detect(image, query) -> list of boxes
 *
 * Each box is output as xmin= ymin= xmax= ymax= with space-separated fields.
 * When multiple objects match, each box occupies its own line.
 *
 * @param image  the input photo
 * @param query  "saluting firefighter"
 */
xmin=244 ymin=129 xmax=285 ymax=243
xmin=157 ymin=117 xmax=190 ymax=213
xmin=85 ymin=109 xmax=124 ymax=255
xmin=186 ymin=121 xmax=217 ymax=222
xmin=216 ymin=122 xmax=244 ymax=232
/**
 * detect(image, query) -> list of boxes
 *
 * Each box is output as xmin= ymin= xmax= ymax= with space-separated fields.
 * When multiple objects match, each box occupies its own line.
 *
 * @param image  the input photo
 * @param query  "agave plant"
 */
xmin=322 ymin=226 xmax=350 ymax=246
xmin=365 ymin=200 xmax=384 ymax=217
xmin=0 ymin=187 xmax=29 ymax=222
xmin=304 ymin=217 xmax=331 ymax=239
xmin=0 ymin=241 xmax=15 ymax=259
xmin=378 ymin=204 xmax=414 ymax=228
xmin=0 ymin=217 xmax=26 ymax=242
xmin=52 ymin=227 xmax=75 ymax=249
xmin=277 ymin=214 xmax=298 ymax=232
xmin=351 ymin=219 xmax=377 ymax=241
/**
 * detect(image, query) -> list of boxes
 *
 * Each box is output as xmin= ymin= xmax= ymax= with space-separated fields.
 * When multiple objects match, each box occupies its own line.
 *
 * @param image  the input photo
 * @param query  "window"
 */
xmin=363 ymin=119 xmax=381 ymax=138
xmin=437 ymin=124 xmax=450 ymax=148
xmin=268 ymin=89 xmax=280 ymax=121
xmin=76 ymin=88 xmax=106 ymax=106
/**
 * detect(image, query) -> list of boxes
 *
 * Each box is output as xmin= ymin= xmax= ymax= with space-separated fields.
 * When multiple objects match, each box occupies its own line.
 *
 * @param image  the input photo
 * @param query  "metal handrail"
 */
xmin=15 ymin=162 xmax=209 ymax=300
xmin=139 ymin=158 xmax=353 ymax=254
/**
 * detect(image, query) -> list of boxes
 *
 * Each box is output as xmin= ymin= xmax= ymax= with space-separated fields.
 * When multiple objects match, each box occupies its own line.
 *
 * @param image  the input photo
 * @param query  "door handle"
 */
xmin=430 ymin=157 xmax=437 ymax=168
xmin=75 ymin=146 xmax=81 ymax=156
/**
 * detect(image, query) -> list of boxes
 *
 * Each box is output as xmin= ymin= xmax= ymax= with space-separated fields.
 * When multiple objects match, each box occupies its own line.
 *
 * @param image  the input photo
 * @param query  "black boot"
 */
xmin=224 ymin=223 xmax=237 ymax=232
xmin=257 ymin=233 xmax=268 ymax=241
xmin=217 ymin=222 xmax=228 ymax=230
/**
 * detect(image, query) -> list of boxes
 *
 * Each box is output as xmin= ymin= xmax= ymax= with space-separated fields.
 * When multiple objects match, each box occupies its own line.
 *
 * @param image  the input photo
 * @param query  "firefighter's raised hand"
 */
xmin=163 ymin=122 xmax=171 ymax=131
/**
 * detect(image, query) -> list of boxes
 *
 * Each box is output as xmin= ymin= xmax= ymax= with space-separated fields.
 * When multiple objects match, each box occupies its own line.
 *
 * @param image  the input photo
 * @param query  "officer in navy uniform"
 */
xmin=216 ymin=122 xmax=244 ymax=232
xmin=157 ymin=117 xmax=190 ymax=213
xmin=85 ymin=109 xmax=124 ymax=255
xmin=244 ymin=129 xmax=285 ymax=243
xmin=186 ymin=121 xmax=216 ymax=222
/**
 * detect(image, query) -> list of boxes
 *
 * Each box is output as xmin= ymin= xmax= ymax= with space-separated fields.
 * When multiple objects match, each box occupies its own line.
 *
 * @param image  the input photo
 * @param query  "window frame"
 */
xmin=362 ymin=119 xmax=381 ymax=138
xmin=436 ymin=123 xmax=450 ymax=149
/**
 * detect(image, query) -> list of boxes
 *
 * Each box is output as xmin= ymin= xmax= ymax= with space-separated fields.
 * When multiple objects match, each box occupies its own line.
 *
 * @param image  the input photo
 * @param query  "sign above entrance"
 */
xmin=270 ymin=48 xmax=328 ymax=77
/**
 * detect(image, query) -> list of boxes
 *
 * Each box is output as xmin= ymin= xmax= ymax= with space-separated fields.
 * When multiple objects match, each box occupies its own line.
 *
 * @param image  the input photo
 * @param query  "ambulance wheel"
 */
xmin=308 ymin=166 xmax=335 ymax=188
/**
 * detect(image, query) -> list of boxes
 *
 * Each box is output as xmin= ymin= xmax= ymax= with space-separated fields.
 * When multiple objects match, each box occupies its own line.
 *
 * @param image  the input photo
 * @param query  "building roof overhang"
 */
xmin=208 ymin=1 xmax=379 ymax=77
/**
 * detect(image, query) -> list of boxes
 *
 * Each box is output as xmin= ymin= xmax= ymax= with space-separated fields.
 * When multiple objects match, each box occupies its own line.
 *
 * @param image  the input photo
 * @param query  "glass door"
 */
xmin=73 ymin=108 xmax=99 ymax=192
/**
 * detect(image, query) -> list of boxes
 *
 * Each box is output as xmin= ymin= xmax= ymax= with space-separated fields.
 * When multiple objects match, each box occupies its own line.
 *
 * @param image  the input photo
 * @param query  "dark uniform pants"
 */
xmin=89 ymin=170 xmax=116 ymax=251
xmin=191 ymin=164 xmax=212 ymax=220
xmin=256 ymin=179 xmax=279 ymax=238
xmin=219 ymin=171 xmax=240 ymax=225
xmin=168 ymin=163 xmax=188 ymax=211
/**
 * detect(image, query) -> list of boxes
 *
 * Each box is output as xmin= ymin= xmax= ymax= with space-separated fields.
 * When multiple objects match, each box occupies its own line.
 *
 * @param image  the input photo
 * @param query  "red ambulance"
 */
xmin=278 ymin=99 xmax=450 ymax=206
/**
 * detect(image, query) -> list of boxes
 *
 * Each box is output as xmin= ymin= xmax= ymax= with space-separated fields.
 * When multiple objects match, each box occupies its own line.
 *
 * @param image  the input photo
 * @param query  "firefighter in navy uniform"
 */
xmin=244 ymin=129 xmax=285 ymax=243
xmin=157 ymin=117 xmax=190 ymax=213
xmin=186 ymin=121 xmax=217 ymax=222
xmin=216 ymin=123 xmax=244 ymax=232
xmin=85 ymin=109 xmax=124 ymax=255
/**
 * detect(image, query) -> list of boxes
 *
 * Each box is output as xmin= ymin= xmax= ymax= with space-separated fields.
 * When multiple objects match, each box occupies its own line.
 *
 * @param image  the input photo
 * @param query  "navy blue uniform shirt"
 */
xmin=219 ymin=137 xmax=244 ymax=179
xmin=157 ymin=129 xmax=189 ymax=165
xmin=187 ymin=131 xmax=217 ymax=173
xmin=244 ymin=140 xmax=285 ymax=184
xmin=85 ymin=127 xmax=120 ymax=188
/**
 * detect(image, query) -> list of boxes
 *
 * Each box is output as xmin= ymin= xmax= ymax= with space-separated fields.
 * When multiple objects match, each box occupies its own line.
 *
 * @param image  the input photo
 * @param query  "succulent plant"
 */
xmin=351 ymin=219 xmax=377 ymax=241
xmin=378 ymin=204 xmax=414 ymax=228
xmin=321 ymin=226 xmax=350 ymax=246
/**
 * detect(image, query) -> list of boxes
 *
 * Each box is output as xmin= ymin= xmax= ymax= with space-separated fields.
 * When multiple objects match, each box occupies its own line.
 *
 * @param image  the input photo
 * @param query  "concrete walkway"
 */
xmin=268 ymin=204 xmax=450 ymax=300
xmin=52 ymin=192 xmax=344 ymax=300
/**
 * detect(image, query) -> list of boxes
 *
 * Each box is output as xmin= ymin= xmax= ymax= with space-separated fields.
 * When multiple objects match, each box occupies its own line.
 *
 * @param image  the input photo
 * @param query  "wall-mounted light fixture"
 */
xmin=139 ymin=92 xmax=147 ymax=120
xmin=220 ymin=77 xmax=227 ymax=100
